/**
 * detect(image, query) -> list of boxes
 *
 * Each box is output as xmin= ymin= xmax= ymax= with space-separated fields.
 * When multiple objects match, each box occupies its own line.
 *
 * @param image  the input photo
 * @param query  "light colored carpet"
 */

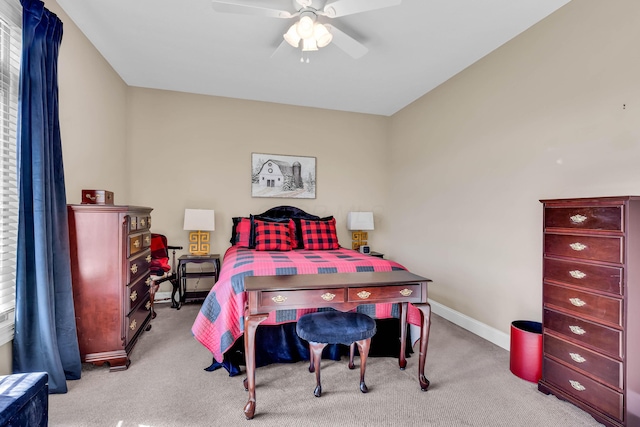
xmin=49 ymin=303 xmax=604 ymax=426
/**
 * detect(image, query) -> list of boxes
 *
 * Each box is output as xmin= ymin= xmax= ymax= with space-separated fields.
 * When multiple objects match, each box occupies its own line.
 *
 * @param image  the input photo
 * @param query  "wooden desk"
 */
xmin=242 ymin=270 xmax=432 ymax=419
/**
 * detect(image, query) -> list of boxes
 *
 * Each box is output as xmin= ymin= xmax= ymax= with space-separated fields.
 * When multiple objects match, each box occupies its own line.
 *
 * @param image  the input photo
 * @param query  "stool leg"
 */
xmin=356 ymin=338 xmax=372 ymax=393
xmin=309 ymin=342 xmax=326 ymax=397
xmin=348 ymin=342 xmax=356 ymax=369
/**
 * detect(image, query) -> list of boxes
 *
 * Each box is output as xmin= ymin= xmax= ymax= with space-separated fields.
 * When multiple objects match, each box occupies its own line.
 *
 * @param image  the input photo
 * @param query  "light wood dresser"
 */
xmin=67 ymin=204 xmax=153 ymax=371
xmin=539 ymin=196 xmax=640 ymax=426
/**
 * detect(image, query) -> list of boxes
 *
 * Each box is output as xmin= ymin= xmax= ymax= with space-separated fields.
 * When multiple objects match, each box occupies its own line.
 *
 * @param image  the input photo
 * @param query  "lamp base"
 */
xmin=188 ymin=230 xmax=211 ymax=255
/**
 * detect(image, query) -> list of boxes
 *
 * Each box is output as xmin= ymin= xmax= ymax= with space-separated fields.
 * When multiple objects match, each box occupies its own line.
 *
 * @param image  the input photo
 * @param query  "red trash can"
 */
xmin=510 ymin=320 xmax=542 ymax=382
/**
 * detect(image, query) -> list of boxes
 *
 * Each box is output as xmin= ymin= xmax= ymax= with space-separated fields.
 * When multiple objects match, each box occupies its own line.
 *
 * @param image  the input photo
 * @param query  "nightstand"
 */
xmin=369 ymin=251 xmax=384 ymax=258
xmin=175 ymin=254 xmax=220 ymax=308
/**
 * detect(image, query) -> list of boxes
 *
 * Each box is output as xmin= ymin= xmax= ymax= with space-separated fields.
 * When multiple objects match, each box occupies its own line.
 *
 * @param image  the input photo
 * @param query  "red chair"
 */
xmin=149 ymin=233 xmax=182 ymax=317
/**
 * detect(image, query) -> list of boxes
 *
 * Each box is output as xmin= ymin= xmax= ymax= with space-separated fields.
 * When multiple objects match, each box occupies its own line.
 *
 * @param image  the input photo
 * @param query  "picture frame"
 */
xmin=251 ymin=153 xmax=316 ymax=199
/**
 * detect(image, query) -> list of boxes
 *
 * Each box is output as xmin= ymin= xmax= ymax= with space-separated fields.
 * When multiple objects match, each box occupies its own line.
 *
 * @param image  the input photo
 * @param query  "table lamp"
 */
xmin=347 ymin=211 xmax=374 ymax=250
xmin=183 ymin=209 xmax=215 ymax=256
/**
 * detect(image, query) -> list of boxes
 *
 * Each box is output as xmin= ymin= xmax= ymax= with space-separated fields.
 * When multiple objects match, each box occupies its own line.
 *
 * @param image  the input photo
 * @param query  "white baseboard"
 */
xmin=154 ymin=291 xmax=174 ymax=303
xmin=429 ymin=299 xmax=510 ymax=351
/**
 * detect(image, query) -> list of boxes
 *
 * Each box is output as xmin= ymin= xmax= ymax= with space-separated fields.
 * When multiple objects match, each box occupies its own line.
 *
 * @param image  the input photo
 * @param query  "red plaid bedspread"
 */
xmin=192 ymin=246 xmax=424 ymax=362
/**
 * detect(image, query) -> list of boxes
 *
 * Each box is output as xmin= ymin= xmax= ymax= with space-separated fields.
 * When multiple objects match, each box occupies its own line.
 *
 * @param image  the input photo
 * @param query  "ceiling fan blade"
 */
xmin=325 ymin=24 xmax=368 ymax=59
xmin=211 ymin=0 xmax=295 ymax=19
xmin=322 ymin=0 xmax=401 ymax=18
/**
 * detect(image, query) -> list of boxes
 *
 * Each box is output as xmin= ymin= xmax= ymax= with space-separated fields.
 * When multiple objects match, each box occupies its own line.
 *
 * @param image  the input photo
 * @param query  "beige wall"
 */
xmin=388 ymin=0 xmax=640 ymax=332
xmin=127 ymin=88 xmax=391 ymax=259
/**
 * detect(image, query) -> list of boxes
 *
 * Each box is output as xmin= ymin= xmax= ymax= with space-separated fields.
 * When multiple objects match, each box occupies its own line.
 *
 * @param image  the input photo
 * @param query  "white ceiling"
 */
xmin=56 ymin=0 xmax=571 ymax=116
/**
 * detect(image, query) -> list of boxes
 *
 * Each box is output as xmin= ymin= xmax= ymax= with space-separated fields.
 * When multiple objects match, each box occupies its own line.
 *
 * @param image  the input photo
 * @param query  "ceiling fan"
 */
xmin=211 ymin=0 xmax=402 ymax=59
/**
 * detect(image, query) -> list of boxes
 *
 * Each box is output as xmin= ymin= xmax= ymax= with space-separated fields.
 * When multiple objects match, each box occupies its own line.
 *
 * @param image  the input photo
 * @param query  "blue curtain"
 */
xmin=12 ymin=0 xmax=81 ymax=394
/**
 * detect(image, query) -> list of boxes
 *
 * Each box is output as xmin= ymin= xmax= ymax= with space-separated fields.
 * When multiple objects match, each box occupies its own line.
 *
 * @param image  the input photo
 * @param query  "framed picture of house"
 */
xmin=251 ymin=153 xmax=316 ymax=199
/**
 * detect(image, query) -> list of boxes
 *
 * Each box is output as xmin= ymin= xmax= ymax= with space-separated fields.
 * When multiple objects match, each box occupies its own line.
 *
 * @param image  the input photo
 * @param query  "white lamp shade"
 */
xmin=347 ymin=212 xmax=374 ymax=231
xmin=296 ymin=15 xmax=314 ymax=39
xmin=183 ymin=209 xmax=215 ymax=231
xmin=284 ymin=24 xmax=301 ymax=47
xmin=314 ymin=23 xmax=332 ymax=48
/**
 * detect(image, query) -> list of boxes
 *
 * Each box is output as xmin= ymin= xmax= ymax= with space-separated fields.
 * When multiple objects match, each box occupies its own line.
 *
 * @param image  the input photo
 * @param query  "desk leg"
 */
xmin=399 ymin=302 xmax=408 ymax=370
xmin=243 ymin=312 xmax=268 ymax=420
xmin=415 ymin=302 xmax=432 ymax=391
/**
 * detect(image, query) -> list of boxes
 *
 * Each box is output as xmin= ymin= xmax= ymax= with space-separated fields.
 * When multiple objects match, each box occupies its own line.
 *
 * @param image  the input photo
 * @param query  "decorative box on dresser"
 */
xmin=67 ymin=204 xmax=154 ymax=371
xmin=539 ymin=196 xmax=640 ymax=427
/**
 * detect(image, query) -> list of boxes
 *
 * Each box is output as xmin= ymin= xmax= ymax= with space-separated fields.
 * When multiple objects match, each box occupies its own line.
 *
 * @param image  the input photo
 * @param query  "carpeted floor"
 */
xmin=49 ymin=303 xmax=604 ymax=426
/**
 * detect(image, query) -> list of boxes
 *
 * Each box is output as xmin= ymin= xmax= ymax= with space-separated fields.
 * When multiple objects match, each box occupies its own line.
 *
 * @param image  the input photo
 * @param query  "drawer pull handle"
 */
xmin=569 ymin=380 xmax=585 ymax=391
xmin=140 ymin=218 xmax=146 ymax=227
xmin=569 ymin=270 xmax=586 ymax=279
xmin=145 ymin=236 xmax=150 ymax=244
xmin=146 ymin=277 xmax=152 ymax=287
xmin=131 ymin=219 xmax=137 ymax=229
xmin=85 ymin=194 xmax=96 ymax=201
xmin=569 ymin=242 xmax=587 ymax=251
xmin=130 ymin=264 xmax=138 ymax=274
xmin=399 ymin=288 xmax=413 ymax=297
xmin=569 ymin=352 xmax=586 ymax=363
xmin=321 ymin=292 xmax=336 ymax=301
xmin=569 ymin=325 xmax=586 ymax=335
xmin=146 ymin=255 xmax=152 ymax=263
xmin=569 ymin=298 xmax=586 ymax=307
xmin=357 ymin=291 xmax=371 ymax=299
xmin=133 ymin=239 xmax=141 ymax=248
xmin=130 ymin=291 xmax=138 ymax=302
xmin=570 ymin=214 xmax=587 ymax=224
xmin=129 ymin=319 xmax=137 ymax=331
xmin=272 ymin=295 xmax=287 ymax=304
xmin=145 ymin=301 xmax=151 ymax=310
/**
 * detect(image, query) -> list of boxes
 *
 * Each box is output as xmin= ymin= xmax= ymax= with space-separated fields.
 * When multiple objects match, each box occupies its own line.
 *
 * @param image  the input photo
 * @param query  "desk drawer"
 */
xmin=544 ymin=206 xmax=623 ymax=231
xmin=544 ymin=333 xmax=622 ymax=389
xmin=543 ymin=283 xmax=622 ymax=327
xmin=543 ymin=357 xmax=623 ymax=422
xmin=544 ymin=309 xmax=622 ymax=358
xmin=544 ymin=234 xmax=622 ymax=264
xmin=259 ymin=289 xmax=346 ymax=310
xmin=544 ymin=258 xmax=622 ymax=295
xmin=348 ymin=284 xmax=423 ymax=303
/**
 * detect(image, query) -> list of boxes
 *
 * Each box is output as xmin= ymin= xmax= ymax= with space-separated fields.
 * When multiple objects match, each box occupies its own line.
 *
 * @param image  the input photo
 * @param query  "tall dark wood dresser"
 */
xmin=539 ymin=196 xmax=640 ymax=426
xmin=67 ymin=205 xmax=153 ymax=371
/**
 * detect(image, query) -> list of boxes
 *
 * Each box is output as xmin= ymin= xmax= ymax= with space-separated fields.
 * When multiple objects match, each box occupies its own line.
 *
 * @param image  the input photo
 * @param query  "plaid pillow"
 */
xmin=253 ymin=219 xmax=292 ymax=251
xmin=300 ymin=218 xmax=339 ymax=250
xmin=288 ymin=219 xmax=299 ymax=249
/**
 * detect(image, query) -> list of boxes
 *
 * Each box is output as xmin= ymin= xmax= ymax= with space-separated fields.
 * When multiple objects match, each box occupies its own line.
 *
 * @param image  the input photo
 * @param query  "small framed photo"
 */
xmin=251 ymin=153 xmax=316 ymax=199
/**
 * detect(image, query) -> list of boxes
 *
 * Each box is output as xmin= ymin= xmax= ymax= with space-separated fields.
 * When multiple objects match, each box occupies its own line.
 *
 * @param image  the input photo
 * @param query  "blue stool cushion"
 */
xmin=296 ymin=312 xmax=377 ymax=346
xmin=0 ymin=372 xmax=48 ymax=427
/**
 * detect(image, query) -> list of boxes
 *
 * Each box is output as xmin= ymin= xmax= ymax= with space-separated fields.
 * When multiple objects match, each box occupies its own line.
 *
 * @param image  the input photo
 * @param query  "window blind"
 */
xmin=0 ymin=0 xmax=20 ymax=346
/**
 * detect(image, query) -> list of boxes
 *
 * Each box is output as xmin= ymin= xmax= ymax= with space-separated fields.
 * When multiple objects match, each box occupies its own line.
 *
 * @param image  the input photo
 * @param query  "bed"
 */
xmin=191 ymin=206 xmax=426 ymax=376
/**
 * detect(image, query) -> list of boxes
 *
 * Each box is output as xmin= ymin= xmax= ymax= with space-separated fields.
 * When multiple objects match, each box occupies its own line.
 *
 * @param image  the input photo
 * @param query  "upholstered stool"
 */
xmin=0 ymin=372 xmax=48 ymax=427
xmin=296 ymin=311 xmax=377 ymax=397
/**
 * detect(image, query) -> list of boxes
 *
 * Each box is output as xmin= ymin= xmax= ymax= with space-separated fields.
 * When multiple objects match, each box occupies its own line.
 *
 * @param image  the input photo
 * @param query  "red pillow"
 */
xmin=234 ymin=217 xmax=251 ymax=247
xmin=288 ymin=219 xmax=299 ymax=249
xmin=300 ymin=218 xmax=339 ymax=250
xmin=253 ymin=219 xmax=292 ymax=251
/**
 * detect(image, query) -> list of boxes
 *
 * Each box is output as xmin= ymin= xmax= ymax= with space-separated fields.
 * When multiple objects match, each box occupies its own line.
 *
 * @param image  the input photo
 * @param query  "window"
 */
xmin=0 ymin=0 xmax=20 ymax=346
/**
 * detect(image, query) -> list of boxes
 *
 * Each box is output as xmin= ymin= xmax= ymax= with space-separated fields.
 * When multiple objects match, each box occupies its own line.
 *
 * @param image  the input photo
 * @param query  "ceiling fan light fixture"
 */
xmin=313 ymin=22 xmax=332 ymax=48
xmin=296 ymin=15 xmax=315 ymax=39
xmin=302 ymin=37 xmax=318 ymax=52
xmin=284 ymin=24 xmax=301 ymax=47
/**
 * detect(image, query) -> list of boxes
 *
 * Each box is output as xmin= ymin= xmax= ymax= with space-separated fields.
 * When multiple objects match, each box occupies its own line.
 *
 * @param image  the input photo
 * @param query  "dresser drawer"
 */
xmin=543 ymin=283 xmax=622 ymax=327
xmin=141 ymin=232 xmax=151 ymax=250
xmin=544 ymin=206 xmax=623 ymax=232
xmin=259 ymin=288 xmax=346 ymax=310
xmin=348 ymin=284 xmax=423 ymax=303
xmin=126 ymin=273 xmax=151 ymax=315
xmin=128 ymin=249 xmax=151 ymax=284
xmin=544 ymin=333 xmax=622 ymax=389
xmin=544 ymin=258 xmax=622 ymax=295
xmin=129 ymin=233 xmax=144 ymax=256
xmin=543 ymin=358 xmax=623 ymax=422
xmin=544 ymin=234 xmax=623 ymax=264
xmin=126 ymin=294 xmax=151 ymax=345
xmin=543 ymin=309 xmax=622 ymax=358
xmin=137 ymin=216 xmax=150 ymax=231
